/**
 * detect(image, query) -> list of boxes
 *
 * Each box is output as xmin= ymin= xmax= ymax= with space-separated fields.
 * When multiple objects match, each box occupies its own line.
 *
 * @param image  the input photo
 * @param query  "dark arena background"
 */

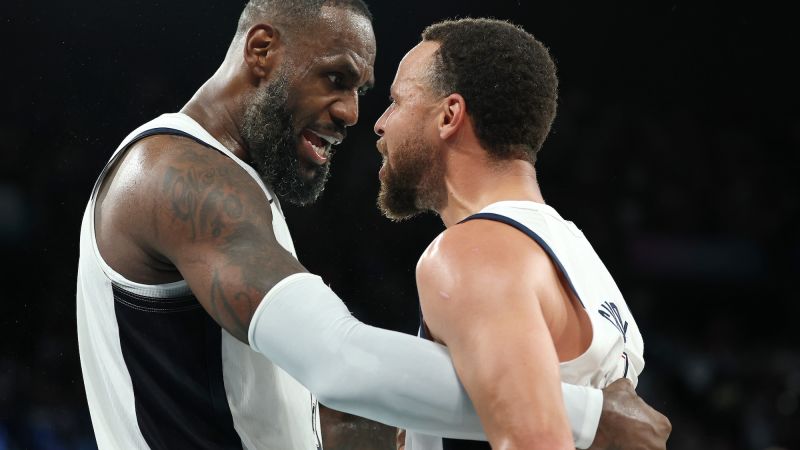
xmin=2 ymin=1 xmax=798 ymax=449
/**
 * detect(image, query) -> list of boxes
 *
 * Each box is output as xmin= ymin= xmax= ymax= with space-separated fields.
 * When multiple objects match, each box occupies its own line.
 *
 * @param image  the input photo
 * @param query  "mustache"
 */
xmin=376 ymin=138 xmax=387 ymax=155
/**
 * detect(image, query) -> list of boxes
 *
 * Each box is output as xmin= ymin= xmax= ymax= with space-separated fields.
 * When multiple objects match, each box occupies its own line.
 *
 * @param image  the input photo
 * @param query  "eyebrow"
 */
xmin=340 ymin=58 xmax=374 ymax=91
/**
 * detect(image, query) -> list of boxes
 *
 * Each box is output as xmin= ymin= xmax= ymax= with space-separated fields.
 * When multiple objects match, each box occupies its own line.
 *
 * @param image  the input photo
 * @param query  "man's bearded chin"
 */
xmin=241 ymin=72 xmax=332 ymax=206
xmin=377 ymin=136 xmax=445 ymax=221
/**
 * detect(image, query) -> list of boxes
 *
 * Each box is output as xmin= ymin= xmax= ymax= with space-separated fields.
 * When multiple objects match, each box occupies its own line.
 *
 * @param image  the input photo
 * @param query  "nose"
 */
xmin=330 ymin=91 xmax=359 ymax=128
xmin=374 ymin=106 xmax=390 ymax=137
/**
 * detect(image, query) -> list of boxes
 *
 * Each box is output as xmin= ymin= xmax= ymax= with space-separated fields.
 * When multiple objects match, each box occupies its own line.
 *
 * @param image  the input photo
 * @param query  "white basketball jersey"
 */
xmin=477 ymin=201 xmax=644 ymax=387
xmin=406 ymin=200 xmax=644 ymax=450
xmin=76 ymin=113 xmax=322 ymax=449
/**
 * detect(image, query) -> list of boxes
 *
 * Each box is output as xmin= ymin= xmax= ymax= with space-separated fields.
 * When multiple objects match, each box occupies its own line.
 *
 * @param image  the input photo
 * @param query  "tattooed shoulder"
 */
xmin=156 ymin=141 xmax=271 ymax=243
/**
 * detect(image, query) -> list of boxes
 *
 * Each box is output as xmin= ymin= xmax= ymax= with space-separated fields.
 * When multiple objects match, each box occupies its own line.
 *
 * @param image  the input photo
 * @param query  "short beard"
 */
xmin=241 ymin=71 xmax=331 ymax=206
xmin=377 ymin=135 xmax=446 ymax=221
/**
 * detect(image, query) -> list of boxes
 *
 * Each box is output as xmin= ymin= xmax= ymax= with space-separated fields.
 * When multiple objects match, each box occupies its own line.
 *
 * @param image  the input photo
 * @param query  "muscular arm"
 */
xmin=147 ymin=141 xmax=305 ymax=341
xmin=102 ymin=138 xmax=630 ymax=444
xmin=113 ymin=140 xmax=491 ymax=436
xmin=416 ymin=221 xmax=573 ymax=450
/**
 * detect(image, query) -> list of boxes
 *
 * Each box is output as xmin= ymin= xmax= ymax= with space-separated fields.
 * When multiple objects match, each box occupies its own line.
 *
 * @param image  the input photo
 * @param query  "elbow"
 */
xmin=304 ymin=362 xmax=337 ymax=405
xmin=305 ymin=358 xmax=353 ymax=409
xmin=311 ymin=380 xmax=341 ymax=408
xmin=304 ymin=353 xmax=387 ymax=418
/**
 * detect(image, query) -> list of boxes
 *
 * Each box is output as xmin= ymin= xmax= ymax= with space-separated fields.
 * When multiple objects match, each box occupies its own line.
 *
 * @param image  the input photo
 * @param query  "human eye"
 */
xmin=327 ymin=73 xmax=345 ymax=88
xmin=357 ymin=85 xmax=371 ymax=97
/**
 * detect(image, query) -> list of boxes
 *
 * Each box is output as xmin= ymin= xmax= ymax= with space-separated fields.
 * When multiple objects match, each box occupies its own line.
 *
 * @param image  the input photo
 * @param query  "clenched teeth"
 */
xmin=310 ymin=130 xmax=342 ymax=146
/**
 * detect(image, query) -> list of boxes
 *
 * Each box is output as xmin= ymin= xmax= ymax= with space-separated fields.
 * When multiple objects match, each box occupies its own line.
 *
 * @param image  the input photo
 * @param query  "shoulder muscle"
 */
xmin=416 ymin=218 xmax=557 ymax=342
xmin=126 ymin=135 xmax=305 ymax=341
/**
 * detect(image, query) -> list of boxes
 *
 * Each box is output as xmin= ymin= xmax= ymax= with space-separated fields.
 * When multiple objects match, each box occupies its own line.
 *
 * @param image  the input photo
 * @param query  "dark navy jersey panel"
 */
xmin=113 ymin=285 xmax=243 ymax=450
xmin=443 ymin=439 xmax=491 ymax=450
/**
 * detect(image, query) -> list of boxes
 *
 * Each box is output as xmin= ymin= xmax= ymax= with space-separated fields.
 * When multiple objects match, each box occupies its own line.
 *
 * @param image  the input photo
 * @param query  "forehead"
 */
xmin=300 ymin=7 xmax=376 ymax=72
xmin=392 ymin=41 xmax=440 ymax=95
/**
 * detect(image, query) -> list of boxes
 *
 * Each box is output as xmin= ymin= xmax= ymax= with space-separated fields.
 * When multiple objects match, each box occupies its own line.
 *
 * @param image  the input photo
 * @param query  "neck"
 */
xmin=180 ymin=58 xmax=251 ymax=161
xmin=437 ymin=148 xmax=544 ymax=228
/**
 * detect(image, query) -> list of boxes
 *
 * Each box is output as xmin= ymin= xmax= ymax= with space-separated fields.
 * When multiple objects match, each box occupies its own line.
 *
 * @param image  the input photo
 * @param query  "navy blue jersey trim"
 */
xmin=418 ymin=303 xmax=430 ymax=340
xmin=113 ymin=285 xmax=243 ymax=449
xmin=622 ymin=352 xmax=629 ymax=379
xmin=131 ymin=127 xmax=212 ymax=150
xmin=458 ymin=212 xmax=586 ymax=308
xmin=126 ymin=127 xmax=273 ymax=204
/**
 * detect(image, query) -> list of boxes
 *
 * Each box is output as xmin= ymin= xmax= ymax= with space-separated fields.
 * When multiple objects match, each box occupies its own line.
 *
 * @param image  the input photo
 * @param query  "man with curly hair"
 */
xmin=374 ymin=18 xmax=671 ymax=449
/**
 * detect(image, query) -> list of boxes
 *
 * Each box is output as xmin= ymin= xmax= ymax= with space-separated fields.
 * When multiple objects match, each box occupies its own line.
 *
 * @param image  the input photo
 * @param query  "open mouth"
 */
xmin=300 ymin=129 xmax=341 ymax=165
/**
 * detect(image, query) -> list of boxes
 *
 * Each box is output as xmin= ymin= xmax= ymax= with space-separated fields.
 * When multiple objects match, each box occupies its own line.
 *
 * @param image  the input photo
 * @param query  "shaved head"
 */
xmin=234 ymin=0 xmax=372 ymax=43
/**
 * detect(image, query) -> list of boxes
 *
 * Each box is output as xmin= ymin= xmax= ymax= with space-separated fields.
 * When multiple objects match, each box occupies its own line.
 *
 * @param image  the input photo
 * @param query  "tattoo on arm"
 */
xmin=163 ymin=165 xmax=238 ymax=241
xmin=209 ymin=271 xmax=252 ymax=340
xmin=159 ymin=146 xmax=302 ymax=341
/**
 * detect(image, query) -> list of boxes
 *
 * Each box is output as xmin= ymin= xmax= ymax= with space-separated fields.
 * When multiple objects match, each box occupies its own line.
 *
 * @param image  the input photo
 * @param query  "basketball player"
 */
xmin=374 ymin=19 xmax=671 ymax=449
xmin=77 ymin=1 xmax=669 ymax=448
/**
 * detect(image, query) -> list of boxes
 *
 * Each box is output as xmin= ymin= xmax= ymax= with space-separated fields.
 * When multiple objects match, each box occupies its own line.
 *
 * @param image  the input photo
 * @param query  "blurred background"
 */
xmin=2 ymin=1 xmax=798 ymax=449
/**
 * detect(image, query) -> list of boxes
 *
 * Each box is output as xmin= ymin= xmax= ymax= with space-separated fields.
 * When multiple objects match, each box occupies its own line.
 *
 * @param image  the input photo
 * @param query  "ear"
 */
xmin=438 ymin=93 xmax=467 ymax=141
xmin=243 ymin=24 xmax=281 ymax=79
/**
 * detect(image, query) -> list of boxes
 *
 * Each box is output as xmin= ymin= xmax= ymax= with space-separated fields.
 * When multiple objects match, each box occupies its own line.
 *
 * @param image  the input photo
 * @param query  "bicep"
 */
xmin=427 ymin=286 xmax=564 ymax=440
xmin=150 ymin=148 xmax=306 ymax=341
xmin=417 ymin=240 xmax=570 ymax=445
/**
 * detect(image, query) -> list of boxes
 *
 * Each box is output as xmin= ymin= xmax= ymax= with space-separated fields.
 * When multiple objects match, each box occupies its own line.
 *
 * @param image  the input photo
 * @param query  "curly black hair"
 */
xmin=422 ymin=18 xmax=558 ymax=163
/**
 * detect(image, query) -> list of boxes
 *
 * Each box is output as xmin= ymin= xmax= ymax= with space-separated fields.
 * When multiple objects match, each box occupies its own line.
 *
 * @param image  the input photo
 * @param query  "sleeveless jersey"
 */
xmin=76 ymin=113 xmax=322 ymax=449
xmin=406 ymin=200 xmax=644 ymax=450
